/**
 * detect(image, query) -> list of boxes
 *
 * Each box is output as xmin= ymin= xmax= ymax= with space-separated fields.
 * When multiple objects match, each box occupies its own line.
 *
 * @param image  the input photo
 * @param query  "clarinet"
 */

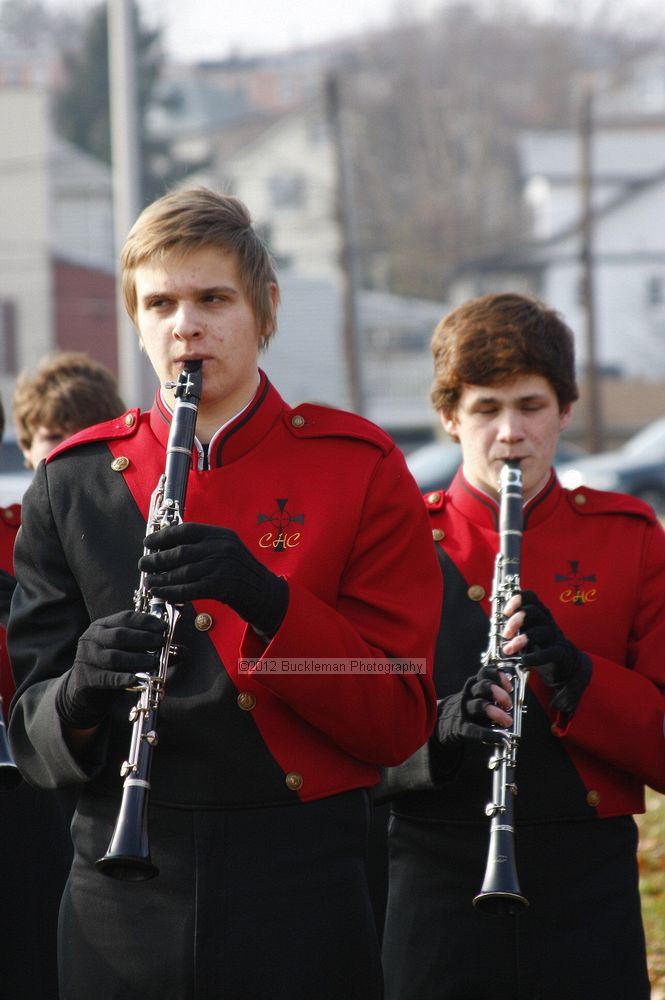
xmin=96 ymin=360 xmax=202 ymax=881
xmin=473 ymin=460 xmax=529 ymax=915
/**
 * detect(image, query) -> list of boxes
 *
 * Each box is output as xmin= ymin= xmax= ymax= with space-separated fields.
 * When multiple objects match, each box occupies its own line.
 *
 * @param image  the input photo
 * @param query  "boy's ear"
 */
xmin=559 ymin=402 xmax=573 ymax=432
xmin=440 ymin=411 xmax=459 ymax=441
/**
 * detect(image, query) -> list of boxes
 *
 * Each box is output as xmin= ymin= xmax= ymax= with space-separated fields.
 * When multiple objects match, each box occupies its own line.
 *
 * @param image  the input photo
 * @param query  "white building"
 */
xmin=450 ymin=116 xmax=665 ymax=380
xmin=0 ymin=87 xmax=53 ymax=404
xmin=0 ymin=85 xmax=118 ymax=430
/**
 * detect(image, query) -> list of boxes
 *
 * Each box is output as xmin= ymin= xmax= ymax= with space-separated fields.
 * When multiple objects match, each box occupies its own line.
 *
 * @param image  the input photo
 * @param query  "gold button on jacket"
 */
xmin=467 ymin=584 xmax=485 ymax=602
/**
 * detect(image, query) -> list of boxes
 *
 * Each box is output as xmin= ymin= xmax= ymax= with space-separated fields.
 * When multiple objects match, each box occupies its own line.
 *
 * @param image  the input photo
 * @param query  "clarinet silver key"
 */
xmin=473 ymin=460 xmax=529 ymax=915
xmin=96 ymin=360 xmax=202 ymax=881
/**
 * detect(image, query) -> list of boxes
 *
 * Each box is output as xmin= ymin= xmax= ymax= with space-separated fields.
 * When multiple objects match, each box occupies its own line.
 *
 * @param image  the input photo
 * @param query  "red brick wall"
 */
xmin=53 ymin=259 xmax=118 ymax=375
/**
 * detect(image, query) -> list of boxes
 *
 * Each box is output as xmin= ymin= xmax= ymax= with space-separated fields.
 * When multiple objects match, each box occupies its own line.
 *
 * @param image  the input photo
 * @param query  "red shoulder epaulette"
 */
xmin=0 ymin=504 xmax=20 ymax=529
xmin=45 ymin=409 xmax=142 ymax=464
xmin=284 ymin=403 xmax=393 ymax=456
xmin=564 ymin=485 xmax=657 ymax=522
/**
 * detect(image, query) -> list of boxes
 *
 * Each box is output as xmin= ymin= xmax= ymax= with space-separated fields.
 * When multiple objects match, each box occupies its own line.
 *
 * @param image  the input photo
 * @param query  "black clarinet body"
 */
xmin=96 ymin=360 xmax=202 ymax=881
xmin=473 ymin=460 xmax=529 ymax=915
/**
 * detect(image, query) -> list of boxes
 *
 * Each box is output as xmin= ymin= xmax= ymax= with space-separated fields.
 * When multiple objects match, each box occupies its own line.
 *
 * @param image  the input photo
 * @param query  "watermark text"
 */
xmin=238 ymin=657 xmax=426 ymax=675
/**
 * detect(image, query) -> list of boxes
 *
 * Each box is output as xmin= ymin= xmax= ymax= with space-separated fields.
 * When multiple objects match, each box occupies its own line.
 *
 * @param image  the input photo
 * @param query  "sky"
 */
xmin=40 ymin=0 xmax=623 ymax=65
xmin=142 ymin=0 xmax=441 ymax=62
xmin=42 ymin=0 xmax=455 ymax=63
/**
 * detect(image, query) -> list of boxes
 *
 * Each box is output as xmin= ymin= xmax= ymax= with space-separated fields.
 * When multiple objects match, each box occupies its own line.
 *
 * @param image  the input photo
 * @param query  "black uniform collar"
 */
xmin=149 ymin=368 xmax=284 ymax=468
xmin=448 ymin=468 xmax=561 ymax=531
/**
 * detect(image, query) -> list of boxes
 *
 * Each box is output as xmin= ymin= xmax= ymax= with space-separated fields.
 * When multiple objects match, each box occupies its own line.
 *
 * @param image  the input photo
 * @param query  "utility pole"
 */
xmin=579 ymin=80 xmax=603 ymax=453
xmin=324 ymin=72 xmax=366 ymax=416
xmin=107 ymin=0 xmax=150 ymax=408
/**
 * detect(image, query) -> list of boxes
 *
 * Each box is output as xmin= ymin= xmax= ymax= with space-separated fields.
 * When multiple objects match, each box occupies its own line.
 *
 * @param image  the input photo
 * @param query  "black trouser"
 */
xmin=60 ymin=788 xmax=382 ymax=1000
xmin=2 ymin=783 xmax=73 ymax=1000
xmin=382 ymin=814 xmax=650 ymax=1000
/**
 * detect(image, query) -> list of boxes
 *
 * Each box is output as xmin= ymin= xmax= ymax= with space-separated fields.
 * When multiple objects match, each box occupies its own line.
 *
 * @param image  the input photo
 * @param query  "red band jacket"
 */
xmin=0 ymin=503 xmax=20 ymax=708
xmin=8 ymin=373 xmax=440 ymax=808
xmin=397 ymin=469 xmax=665 ymax=825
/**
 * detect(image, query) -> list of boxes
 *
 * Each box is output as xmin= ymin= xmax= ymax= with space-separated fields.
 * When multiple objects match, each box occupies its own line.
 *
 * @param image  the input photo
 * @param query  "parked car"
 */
xmin=405 ymin=439 xmax=587 ymax=495
xmin=557 ymin=416 xmax=665 ymax=515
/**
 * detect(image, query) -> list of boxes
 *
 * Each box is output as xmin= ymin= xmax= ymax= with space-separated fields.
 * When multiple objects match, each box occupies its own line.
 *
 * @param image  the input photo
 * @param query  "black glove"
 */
xmin=55 ymin=611 xmax=168 ymax=730
xmin=519 ymin=590 xmax=591 ymax=715
xmin=0 ymin=568 xmax=16 ymax=628
xmin=139 ymin=523 xmax=289 ymax=640
xmin=437 ymin=666 xmax=508 ymax=746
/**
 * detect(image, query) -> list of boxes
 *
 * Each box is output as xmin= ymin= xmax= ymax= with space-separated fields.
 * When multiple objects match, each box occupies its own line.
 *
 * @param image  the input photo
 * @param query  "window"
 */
xmin=646 ymin=274 xmax=665 ymax=307
xmin=0 ymin=300 xmax=17 ymax=375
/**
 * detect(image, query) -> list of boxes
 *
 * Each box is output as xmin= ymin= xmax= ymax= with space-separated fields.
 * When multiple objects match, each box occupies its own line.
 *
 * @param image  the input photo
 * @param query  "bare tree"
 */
xmin=334 ymin=0 xmax=665 ymax=300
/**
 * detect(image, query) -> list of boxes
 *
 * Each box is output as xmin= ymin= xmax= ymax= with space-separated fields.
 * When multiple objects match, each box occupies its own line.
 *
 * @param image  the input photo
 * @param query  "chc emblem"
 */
xmin=555 ymin=560 xmax=597 ymax=605
xmin=258 ymin=498 xmax=304 ymax=551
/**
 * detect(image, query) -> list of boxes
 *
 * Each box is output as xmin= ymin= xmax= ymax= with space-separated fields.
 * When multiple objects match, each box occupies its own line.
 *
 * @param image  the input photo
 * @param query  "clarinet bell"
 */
xmin=473 ymin=823 xmax=529 ymax=916
xmin=96 ymin=778 xmax=158 ymax=881
xmin=0 ymin=715 xmax=22 ymax=790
